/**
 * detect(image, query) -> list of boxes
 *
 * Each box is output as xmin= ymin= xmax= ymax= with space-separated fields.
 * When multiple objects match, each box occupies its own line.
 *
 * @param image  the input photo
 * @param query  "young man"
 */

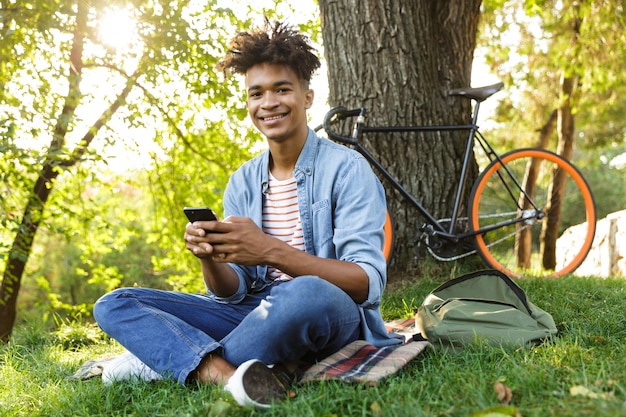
xmin=93 ymin=20 xmax=400 ymax=408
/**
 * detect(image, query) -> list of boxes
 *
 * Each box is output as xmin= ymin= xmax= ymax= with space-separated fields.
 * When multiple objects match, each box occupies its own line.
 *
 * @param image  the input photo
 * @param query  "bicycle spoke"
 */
xmin=469 ymin=149 xmax=596 ymax=278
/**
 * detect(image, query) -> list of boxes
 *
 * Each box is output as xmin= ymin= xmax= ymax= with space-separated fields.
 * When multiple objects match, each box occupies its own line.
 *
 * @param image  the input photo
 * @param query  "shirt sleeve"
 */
xmin=331 ymin=154 xmax=388 ymax=309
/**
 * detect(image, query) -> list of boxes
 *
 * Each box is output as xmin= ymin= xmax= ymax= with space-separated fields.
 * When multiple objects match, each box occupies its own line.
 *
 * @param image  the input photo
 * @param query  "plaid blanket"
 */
xmin=301 ymin=318 xmax=430 ymax=384
xmin=70 ymin=318 xmax=430 ymax=385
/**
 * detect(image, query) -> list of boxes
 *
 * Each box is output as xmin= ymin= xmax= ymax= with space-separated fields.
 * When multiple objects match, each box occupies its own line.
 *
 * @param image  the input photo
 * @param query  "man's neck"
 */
xmin=268 ymin=130 xmax=308 ymax=180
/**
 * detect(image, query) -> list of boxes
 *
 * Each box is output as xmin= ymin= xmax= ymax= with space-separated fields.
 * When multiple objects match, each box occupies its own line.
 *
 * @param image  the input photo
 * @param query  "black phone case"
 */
xmin=184 ymin=207 xmax=217 ymax=223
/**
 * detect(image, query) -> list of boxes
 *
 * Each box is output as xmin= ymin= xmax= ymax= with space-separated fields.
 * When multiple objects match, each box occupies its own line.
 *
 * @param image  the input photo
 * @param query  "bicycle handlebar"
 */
xmin=321 ymin=82 xmax=504 ymax=144
xmin=322 ymin=106 xmax=365 ymax=145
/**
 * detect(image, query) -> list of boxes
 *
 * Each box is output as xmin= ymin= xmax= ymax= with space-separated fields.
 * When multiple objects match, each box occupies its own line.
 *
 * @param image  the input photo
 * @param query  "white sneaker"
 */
xmin=224 ymin=359 xmax=294 ymax=408
xmin=101 ymin=351 xmax=163 ymax=385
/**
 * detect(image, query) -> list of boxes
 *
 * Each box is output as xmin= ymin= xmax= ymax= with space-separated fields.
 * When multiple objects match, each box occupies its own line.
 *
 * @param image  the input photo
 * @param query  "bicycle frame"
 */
xmin=323 ymin=90 xmax=541 ymax=244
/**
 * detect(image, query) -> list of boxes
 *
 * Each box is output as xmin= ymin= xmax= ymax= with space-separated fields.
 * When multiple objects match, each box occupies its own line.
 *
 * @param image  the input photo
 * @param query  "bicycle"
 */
xmin=321 ymin=82 xmax=597 ymax=278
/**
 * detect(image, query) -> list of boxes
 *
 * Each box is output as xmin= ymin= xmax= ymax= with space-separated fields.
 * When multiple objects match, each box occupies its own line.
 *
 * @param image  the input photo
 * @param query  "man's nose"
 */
xmin=261 ymin=92 xmax=279 ymax=108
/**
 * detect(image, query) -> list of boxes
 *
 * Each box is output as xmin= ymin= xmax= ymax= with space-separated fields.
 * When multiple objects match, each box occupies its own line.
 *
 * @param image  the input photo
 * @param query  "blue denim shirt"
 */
xmin=217 ymin=128 xmax=401 ymax=347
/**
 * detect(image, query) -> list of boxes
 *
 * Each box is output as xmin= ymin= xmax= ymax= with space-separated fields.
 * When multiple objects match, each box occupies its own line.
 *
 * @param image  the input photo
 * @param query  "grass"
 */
xmin=2 ymin=266 xmax=626 ymax=416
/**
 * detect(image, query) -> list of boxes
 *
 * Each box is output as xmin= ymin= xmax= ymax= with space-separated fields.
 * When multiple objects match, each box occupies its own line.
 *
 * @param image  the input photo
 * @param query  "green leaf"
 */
xmin=471 ymin=405 xmax=518 ymax=417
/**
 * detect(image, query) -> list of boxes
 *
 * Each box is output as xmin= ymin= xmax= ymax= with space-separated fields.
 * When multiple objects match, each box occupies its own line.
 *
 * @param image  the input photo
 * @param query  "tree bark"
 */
xmin=319 ymin=0 xmax=482 ymax=272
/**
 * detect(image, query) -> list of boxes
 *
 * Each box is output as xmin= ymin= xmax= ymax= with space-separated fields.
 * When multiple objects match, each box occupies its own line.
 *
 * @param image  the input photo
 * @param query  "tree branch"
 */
xmin=61 ymin=69 xmax=141 ymax=167
xmin=92 ymin=61 xmax=228 ymax=171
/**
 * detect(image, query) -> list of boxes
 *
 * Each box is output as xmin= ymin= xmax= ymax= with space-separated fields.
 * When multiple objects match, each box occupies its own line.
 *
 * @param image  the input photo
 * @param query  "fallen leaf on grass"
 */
xmin=470 ymin=405 xmax=520 ymax=417
xmin=593 ymin=336 xmax=607 ymax=344
xmin=370 ymin=400 xmax=384 ymax=416
xmin=494 ymin=382 xmax=513 ymax=404
xmin=570 ymin=385 xmax=613 ymax=400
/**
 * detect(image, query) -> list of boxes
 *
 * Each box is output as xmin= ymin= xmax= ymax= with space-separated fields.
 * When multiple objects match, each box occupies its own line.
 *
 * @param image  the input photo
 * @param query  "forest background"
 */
xmin=1 ymin=0 xmax=625 ymax=342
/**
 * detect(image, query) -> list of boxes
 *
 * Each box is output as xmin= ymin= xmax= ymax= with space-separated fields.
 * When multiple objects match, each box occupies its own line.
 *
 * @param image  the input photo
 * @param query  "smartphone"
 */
xmin=184 ymin=207 xmax=217 ymax=223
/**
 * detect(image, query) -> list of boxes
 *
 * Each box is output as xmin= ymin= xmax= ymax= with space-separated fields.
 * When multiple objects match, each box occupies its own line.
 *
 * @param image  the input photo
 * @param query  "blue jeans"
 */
xmin=93 ymin=275 xmax=361 ymax=384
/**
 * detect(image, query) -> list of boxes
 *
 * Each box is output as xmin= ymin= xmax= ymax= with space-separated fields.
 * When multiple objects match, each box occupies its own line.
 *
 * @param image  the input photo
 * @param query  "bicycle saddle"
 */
xmin=449 ymin=82 xmax=504 ymax=102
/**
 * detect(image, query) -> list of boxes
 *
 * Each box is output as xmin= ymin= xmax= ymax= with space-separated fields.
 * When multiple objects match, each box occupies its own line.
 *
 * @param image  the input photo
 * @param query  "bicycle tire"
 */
xmin=469 ymin=148 xmax=596 ymax=278
xmin=383 ymin=208 xmax=394 ymax=264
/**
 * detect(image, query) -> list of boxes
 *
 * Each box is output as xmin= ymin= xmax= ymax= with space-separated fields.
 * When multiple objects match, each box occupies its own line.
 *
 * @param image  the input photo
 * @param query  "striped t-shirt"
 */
xmin=262 ymin=174 xmax=305 ymax=281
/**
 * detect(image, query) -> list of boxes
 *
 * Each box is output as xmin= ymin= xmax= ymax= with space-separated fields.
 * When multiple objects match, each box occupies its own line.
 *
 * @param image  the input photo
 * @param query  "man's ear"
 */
xmin=304 ymin=89 xmax=314 ymax=109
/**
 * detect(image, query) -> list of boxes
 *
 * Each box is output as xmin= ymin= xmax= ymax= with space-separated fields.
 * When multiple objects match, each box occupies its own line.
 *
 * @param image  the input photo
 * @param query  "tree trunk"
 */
xmin=541 ymin=74 xmax=577 ymax=269
xmin=319 ymin=0 xmax=482 ymax=272
xmin=0 ymin=0 xmax=138 ymax=341
xmin=0 ymin=1 xmax=86 ymax=342
xmin=516 ymin=109 xmax=557 ymax=268
xmin=540 ymin=11 xmax=581 ymax=271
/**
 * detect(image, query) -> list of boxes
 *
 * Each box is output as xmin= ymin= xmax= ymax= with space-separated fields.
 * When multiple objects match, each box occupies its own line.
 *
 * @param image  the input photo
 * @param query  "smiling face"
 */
xmin=245 ymin=62 xmax=313 ymax=145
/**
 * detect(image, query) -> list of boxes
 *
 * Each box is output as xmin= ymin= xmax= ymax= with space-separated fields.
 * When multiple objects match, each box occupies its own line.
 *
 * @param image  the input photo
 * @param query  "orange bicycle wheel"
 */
xmin=382 ymin=208 xmax=394 ymax=263
xmin=469 ymin=148 xmax=596 ymax=278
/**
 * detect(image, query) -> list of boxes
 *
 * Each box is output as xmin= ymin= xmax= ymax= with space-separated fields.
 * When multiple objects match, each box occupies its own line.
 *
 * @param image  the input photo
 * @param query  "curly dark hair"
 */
xmin=217 ymin=19 xmax=321 ymax=84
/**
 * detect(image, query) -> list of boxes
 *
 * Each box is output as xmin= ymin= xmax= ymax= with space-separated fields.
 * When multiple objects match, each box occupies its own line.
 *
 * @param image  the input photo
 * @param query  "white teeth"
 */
xmin=263 ymin=115 xmax=284 ymax=121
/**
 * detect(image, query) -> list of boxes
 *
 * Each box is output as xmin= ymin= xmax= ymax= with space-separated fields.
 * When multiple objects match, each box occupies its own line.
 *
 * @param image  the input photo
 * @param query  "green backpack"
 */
xmin=415 ymin=270 xmax=558 ymax=347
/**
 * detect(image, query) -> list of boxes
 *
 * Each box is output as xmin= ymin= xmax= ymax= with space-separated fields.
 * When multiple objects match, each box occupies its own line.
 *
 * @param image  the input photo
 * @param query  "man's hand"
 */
xmin=206 ymin=216 xmax=276 ymax=265
xmin=185 ymin=216 xmax=275 ymax=264
xmin=184 ymin=220 xmax=219 ymax=259
xmin=183 ymin=216 xmax=244 ymax=297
